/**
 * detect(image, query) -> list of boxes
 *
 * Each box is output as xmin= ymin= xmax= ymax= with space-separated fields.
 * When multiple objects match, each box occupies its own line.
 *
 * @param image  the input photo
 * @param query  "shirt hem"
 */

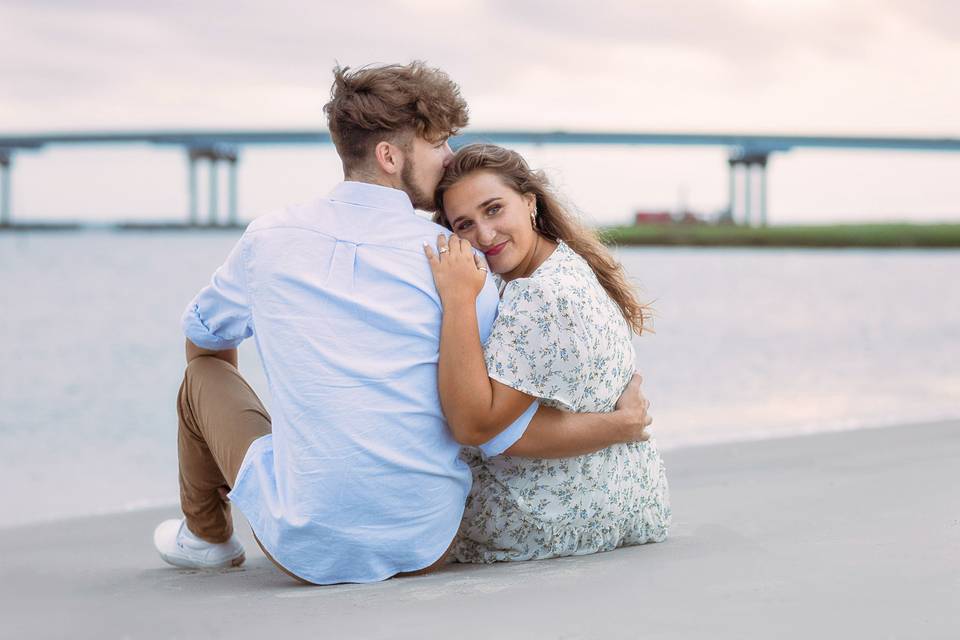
xmin=228 ymin=436 xmax=465 ymax=586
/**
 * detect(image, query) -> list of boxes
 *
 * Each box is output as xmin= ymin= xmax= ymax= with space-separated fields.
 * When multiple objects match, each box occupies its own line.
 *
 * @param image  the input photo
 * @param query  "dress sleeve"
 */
xmin=181 ymin=236 xmax=253 ymax=350
xmin=483 ymin=278 xmax=585 ymax=411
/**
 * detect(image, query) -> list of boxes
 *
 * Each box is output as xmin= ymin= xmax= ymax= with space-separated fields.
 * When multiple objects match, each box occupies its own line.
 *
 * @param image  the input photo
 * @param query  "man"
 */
xmin=153 ymin=62 xmax=653 ymax=585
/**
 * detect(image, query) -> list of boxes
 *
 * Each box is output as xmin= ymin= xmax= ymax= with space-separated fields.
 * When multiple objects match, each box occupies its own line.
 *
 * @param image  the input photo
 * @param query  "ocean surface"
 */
xmin=1 ymin=231 xmax=958 ymax=528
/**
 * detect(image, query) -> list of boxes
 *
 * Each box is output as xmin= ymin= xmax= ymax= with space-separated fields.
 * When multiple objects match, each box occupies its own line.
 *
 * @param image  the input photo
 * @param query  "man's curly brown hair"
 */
xmin=323 ymin=61 xmax=469 ymax=174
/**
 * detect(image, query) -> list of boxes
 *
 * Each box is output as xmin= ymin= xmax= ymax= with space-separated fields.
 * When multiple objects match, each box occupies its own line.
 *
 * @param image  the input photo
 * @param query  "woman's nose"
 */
xmin=477 ymin=224 xmax=496 ymax=245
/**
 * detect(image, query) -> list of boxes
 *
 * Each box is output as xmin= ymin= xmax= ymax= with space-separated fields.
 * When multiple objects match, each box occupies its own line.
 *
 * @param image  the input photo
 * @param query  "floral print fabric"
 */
xmin=452 ymin=241 xmax=671 ymax=563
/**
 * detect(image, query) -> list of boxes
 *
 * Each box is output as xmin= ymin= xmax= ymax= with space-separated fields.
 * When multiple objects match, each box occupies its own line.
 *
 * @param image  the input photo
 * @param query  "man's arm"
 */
xmin=185 ymin=339 xmax=238 ymax=368
xmin=504 ymin=374 xmax=652 ymax=459
xmin=181 ymin=235 xmax=252 ymax=364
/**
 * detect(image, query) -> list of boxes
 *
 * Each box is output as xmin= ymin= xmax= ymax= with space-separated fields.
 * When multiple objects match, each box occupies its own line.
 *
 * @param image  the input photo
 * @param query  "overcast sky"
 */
xmin=1 ymin=1 xmax=958 ymax=223
xmin=3 ymin=0 xmax=958 ymax=133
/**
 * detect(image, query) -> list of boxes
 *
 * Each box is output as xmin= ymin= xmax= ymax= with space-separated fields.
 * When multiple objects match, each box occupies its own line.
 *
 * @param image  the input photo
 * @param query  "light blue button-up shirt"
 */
xmin=182 ymin=182 xmax=536 ymax=584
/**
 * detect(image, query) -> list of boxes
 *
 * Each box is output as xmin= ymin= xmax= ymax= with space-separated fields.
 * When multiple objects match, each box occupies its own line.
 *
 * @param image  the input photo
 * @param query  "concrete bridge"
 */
xmin=1 ymin=130 xmax=959 ymax=227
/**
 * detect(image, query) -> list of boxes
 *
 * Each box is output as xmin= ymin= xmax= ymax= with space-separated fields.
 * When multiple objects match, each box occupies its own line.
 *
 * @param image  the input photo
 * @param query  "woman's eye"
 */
xmin=456 ymin=221 xmax=472 ymax=231
xmin=487 ymin=205 xmax=501 ymax=216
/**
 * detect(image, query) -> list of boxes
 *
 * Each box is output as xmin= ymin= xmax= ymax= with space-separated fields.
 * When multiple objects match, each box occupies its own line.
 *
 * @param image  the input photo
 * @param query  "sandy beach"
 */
xmin=2 ymin=420 xmax=957 ymax=639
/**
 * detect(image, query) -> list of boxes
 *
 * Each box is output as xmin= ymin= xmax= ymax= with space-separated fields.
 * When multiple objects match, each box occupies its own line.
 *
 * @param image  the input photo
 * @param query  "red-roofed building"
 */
xmin=634 ymin=211 xmax=673 ymax=225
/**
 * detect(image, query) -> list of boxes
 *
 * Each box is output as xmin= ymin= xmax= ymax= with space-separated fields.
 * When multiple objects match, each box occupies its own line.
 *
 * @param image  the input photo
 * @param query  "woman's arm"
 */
xmin=424 ymin=235 xmax=654 ymax=452
xmin=505 ymin=374 xmax=652 ymax=458
xmin=425 ymin=234 xmax=535 ymax=445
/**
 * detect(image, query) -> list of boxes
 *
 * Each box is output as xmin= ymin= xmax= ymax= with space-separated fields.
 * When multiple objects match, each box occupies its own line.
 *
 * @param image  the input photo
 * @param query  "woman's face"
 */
xmin=441 ymin=170 xmax=538 ymax=278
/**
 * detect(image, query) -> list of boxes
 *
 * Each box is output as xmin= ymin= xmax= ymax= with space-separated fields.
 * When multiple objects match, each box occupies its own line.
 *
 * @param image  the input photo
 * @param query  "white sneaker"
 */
xmin=153 ymin=518 xmax=246 ymax=569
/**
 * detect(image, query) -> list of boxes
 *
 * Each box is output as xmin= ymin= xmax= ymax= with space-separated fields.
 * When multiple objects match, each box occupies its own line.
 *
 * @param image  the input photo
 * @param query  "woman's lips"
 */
xmin=483 ymin=242 xmax=508 ymax=257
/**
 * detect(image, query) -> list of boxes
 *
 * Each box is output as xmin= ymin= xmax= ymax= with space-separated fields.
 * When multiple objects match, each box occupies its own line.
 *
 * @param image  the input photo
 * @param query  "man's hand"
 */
xmin=614 ymin=373 xmax=653 ymax=443
xmin=505 ymin=373 xmax=653 ymax=459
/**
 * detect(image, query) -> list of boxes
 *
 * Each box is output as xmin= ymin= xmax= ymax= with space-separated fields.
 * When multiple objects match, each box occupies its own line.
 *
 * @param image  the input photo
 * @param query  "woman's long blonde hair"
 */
xmin=434 ymin=144 xmax=651 ymax=335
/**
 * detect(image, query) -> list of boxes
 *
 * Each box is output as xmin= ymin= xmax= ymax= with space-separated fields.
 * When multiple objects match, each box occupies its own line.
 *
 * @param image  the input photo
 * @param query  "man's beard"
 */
xmin=400 ymin=160 xmax=436 ymax=212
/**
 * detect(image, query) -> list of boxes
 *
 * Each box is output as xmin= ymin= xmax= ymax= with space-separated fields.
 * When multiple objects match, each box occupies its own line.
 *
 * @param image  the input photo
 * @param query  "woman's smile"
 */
xmin=483 ymin=241 xmax=508 ymax=257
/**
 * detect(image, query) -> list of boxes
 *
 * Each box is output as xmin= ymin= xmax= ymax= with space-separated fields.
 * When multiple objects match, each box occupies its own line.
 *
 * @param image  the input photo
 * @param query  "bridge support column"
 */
xmin=188 ymin=152 xmax=199 ymax=226
xmin=226 ymin=151 xmax=239 ymax=226
xmin=758 ymin=158 xmax=768 ymax=227
xmin=726 ymin=159 xmax=737 ymax=223
xmin=727 ymin=149 xmax=771 ymax=227
xmin=208 ymin=159 xmax=219 ymax=226
xmin=0 ymin=150 xmax=10 ymax=227
xmin=186 ymin=145 xmax=239 ymax=226
xmin=744 ymin=165 xmax=753 ymax=227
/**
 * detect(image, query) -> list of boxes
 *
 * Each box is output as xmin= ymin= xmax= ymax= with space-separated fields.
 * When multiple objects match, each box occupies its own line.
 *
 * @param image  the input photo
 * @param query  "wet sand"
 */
xmin=2 ymin=420 xmax=957 ymax=639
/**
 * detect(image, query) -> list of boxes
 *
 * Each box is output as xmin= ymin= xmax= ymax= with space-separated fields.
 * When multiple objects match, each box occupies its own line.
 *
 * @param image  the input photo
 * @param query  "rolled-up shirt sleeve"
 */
xmin=181 ymin=237 xmax=253 ymax=350
xmin=478 ymin=399 xmax=539 ymax=458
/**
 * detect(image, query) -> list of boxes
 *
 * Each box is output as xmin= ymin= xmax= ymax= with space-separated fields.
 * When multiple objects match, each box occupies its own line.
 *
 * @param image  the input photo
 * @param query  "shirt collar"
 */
xmin=328 ymin=181 xmax=415 ymax=215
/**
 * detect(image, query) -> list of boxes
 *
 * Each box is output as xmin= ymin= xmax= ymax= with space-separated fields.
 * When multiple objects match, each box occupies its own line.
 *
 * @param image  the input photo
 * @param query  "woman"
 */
xmin=423 ymin=144 xmax=671 ymax=563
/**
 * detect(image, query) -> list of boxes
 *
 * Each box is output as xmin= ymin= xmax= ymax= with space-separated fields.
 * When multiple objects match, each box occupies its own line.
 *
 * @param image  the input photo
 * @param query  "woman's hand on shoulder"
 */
xmin=423 ymin=233 xmax=488 ymax=308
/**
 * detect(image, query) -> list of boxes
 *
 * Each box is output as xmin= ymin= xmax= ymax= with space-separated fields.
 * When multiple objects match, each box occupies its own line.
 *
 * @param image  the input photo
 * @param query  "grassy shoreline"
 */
xmin=599 ymin=222 xmax=960 ymax=248
xmin=3 ymin=221 xmax=959 ymax=248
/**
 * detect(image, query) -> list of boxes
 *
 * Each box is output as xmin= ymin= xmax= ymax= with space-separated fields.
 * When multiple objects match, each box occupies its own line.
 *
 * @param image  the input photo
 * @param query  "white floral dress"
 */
xmin=452 ymin=241 xmax=671 ymax=563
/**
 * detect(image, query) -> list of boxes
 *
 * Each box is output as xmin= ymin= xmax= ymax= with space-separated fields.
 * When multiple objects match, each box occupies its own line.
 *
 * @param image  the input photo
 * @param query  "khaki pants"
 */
xmin=176 ymin=356 xmax=450 ymax=584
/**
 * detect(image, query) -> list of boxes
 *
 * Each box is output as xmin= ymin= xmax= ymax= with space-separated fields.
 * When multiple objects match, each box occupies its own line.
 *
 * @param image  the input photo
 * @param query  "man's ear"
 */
xmin=374 ymin=141 xmax=403 ymax=176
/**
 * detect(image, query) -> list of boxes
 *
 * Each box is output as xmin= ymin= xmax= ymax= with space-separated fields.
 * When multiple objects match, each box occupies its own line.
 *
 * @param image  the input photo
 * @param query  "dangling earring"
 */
xmin=530 ymin=206 xmax=538 ymax=229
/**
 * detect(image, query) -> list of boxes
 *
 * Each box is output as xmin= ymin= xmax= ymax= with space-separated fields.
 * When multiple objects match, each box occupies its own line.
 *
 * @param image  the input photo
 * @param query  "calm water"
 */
xmin=1 ymin=231 xmax=958 ymax=528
